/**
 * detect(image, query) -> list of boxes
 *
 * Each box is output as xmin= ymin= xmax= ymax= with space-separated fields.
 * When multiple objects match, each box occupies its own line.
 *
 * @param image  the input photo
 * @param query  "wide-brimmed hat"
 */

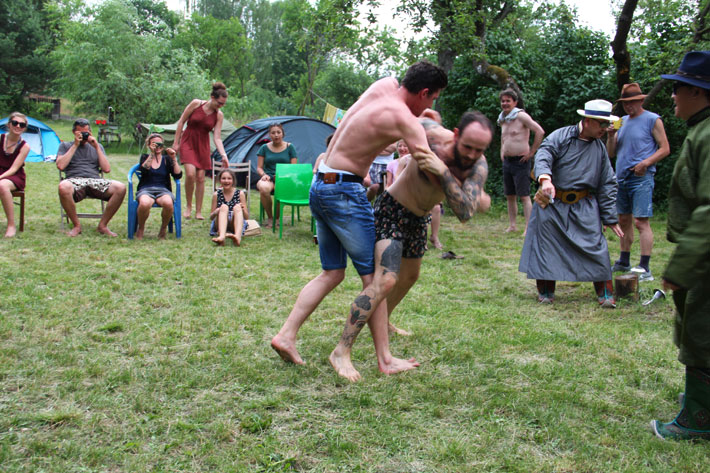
xmin=661 ymin=51 xmax=710 ymax=90
xmin=576 ymin=99 xmax=619 ymax=122
xmin=616 ymin=83 xmax=647 ymax=102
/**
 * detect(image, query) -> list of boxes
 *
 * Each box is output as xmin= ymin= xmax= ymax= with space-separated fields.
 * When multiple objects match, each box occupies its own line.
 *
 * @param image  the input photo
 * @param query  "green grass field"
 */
xmin=0 ymin=153 xmax=705 ymax=472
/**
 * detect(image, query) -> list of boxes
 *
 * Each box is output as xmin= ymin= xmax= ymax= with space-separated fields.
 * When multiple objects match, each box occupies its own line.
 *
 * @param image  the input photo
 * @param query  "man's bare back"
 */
xmin=324 ymin=78 xmax=433 ymax=177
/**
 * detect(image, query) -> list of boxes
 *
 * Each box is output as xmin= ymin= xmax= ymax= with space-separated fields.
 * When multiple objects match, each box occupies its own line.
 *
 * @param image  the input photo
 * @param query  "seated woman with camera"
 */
xmin=135 ymin=133 xmax=182 ymax=239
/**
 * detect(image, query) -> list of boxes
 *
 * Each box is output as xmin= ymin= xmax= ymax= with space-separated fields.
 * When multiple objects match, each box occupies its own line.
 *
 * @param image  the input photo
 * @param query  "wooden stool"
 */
xmin=615 ymin=273 xmax=639 ymax=301
xmin=11 ymin=190 xmax=24 ymax=232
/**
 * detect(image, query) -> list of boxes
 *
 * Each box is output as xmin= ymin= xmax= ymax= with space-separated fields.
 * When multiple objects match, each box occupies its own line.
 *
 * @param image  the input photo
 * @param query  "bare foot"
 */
xmin=135 ymin=227 xmax=144 ymax=240
xmin=212 ymin=236 xmax=225 ymax=246
xmin=388 ymin=323 xmax=412 ymax=336
xmin=226 ymin=233 xmax=240 ymax=246
xmin=504 ymin=226 xmax=517 ymax=233
xmin=329 ymin=350 xmax=361 ymax=382
xmin=263 ymin=218 xmax=273 ymax=228
xmin=270 ymin=335 xmax=305 ymax=365
xmin=97 ymin=225 xmax=118 ymax=237
xmin=429 ymin=237 xmax=443 ymax=249
xmin=67 ymin=226 xmax=82 ymax=237
xmin=378 ymin=356 xmax=420 ymax=375
xmin=4 ymin=226 xmax=17 ymax=238
xmin=183 ymin=208 xmax=191 ymax=219
xmin=195 ymin=214 xmax=204 ymax=220
xmin=157 ymin=227 xmax=167 ymax=240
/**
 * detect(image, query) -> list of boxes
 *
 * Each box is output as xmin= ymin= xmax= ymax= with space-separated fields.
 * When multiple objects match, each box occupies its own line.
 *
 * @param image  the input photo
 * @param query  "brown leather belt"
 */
xmin=555 ymin=188 xmax=589 ymax=204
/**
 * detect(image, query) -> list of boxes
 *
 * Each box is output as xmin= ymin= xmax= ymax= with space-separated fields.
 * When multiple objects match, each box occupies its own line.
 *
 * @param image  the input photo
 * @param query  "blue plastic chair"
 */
xmin=127 ymin=163 xmax=181 ymax=239
xmin=274 ymin=163 xmax=314 ymax=239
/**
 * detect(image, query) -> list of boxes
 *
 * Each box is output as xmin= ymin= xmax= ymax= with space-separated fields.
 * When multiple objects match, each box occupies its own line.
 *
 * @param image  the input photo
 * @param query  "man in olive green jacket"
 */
xmin=652 ymin=51 xmax=710 ymax=441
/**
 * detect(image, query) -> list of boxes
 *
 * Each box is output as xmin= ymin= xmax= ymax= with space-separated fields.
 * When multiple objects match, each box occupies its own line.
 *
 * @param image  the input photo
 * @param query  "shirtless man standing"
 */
xmin=498 ymin=89 xmax=544 ymax=234
xmin=271 ymin=60 xmax=448 ymax=381
xmin=378 ymin=111 xmax=492 ymax=336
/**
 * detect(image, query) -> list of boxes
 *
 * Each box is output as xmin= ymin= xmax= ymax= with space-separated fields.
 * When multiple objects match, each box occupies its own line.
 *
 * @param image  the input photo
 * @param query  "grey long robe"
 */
xmin=519 ymin=124 xmax=618 ymax=282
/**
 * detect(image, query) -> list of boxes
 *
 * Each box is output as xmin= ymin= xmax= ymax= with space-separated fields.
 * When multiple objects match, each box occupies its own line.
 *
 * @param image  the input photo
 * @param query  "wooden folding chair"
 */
xmin=59 ymin=170 xmax=106 ymax=230
xmin=11 ymin=190 xmax=24 ymax=232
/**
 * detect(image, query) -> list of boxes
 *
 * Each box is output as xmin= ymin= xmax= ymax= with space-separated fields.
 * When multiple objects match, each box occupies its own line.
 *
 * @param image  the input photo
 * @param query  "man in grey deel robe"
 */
xmin=519 ymin=99 xmax=624 ymax=307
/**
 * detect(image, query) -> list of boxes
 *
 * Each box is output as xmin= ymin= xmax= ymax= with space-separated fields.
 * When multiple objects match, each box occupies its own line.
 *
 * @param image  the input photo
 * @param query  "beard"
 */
xmin=453 ymin=142 xmax=475 ymax=171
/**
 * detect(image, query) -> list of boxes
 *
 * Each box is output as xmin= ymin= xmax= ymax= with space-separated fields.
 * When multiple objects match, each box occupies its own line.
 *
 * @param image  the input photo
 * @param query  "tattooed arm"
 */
xmin=439 ymin=156 xmax=488 ymax=222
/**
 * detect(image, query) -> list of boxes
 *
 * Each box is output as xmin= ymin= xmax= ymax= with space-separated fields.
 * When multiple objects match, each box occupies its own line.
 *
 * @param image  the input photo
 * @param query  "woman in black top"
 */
xmin=210 ymin=169 xmax=248 ymax=246
xmin=136 ymin=133 xmax=182 ymax=239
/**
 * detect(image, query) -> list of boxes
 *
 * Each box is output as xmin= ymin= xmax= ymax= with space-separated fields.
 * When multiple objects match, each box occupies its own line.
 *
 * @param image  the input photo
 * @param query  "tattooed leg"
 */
xmin=330 ymin=239 xmax=419 ymax=381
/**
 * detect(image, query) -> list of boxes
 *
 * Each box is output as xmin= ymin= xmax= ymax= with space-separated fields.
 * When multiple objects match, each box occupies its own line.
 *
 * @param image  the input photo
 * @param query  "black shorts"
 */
xmin=503 ymin=157 xmax=531 ymax=196
xmin=374 ymin=192 xmax=428 ymax=259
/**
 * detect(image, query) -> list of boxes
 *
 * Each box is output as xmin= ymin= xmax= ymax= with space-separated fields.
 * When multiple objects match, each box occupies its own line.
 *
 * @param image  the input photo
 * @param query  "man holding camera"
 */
xmin=57 ymin=118 xmax=126 ymax=237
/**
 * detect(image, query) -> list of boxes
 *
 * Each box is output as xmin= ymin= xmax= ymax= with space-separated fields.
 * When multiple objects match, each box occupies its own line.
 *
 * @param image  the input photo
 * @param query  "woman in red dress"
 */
xmin=0 ymin=112 xmax=30 ymax=237
xmin=173 ymin=82 xmax=230 ymax=220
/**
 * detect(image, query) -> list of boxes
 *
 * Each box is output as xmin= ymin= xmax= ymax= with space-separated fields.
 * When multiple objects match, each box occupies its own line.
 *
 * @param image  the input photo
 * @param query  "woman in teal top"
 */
xmin=256 ymin=123 xmax=297 ymax=227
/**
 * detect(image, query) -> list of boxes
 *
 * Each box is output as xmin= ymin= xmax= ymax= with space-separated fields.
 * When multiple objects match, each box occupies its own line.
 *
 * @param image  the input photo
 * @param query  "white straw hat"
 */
xmin=576 ymin=99 xmax=619 ymax=122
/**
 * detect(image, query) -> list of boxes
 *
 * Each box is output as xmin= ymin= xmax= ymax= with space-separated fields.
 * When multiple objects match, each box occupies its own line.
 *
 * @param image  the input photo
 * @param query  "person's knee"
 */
xmin=138 ymin=198 xmax=153 ymax=210
xmin=0 ymin=181 xmax=11 ymax=196
xmin=111 ymin=181 xmax=126 ymax=197
xmin=321 ymin=269 xmax=346 ymax=286
xmin=634 ymin=218 xmax=651 ymax=232
xmin=374 ymin=271 xmax=398 ymax=296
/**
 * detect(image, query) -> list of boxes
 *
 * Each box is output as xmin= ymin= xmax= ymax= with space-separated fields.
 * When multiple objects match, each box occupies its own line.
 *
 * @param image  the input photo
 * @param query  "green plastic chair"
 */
xmin=273 ymin=163 xmax=313 ymax=239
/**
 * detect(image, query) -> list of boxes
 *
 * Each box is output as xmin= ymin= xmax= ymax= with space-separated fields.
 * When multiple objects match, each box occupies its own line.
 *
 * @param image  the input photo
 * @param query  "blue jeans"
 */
xmin=617 ymin=173 xmax=654 ymax=217
xmin=309 ymin=178 xmax=375 ymax=276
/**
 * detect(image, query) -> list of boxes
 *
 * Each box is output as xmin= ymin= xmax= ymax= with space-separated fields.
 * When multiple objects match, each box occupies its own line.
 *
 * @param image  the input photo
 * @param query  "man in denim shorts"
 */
xmin=271 ymin=60 xmax=447 ymax=381
xmin=374 ymin=111 xmax=492 ymax=337
xmin=606 ymin=83 xmax=670 ymax=281
xmin=57 ymin=118 xmax=126 ymax=237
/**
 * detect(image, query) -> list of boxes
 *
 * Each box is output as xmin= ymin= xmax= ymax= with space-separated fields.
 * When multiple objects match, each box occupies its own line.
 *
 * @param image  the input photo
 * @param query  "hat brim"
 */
xmin=616 ymin=94 xmax=647 ymax=102
xmin=576 ymin=110 xmax=619 ymax=122
xmin=661 ymin=74 xmax=710 ymax=90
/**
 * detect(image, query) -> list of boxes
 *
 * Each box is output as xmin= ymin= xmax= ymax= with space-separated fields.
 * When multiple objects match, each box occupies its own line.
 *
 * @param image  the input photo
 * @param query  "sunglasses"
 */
xmin=672 ymin=82 xmax=691 ymax=94
xmin=10 ymin=120 xmax=27 ymax=129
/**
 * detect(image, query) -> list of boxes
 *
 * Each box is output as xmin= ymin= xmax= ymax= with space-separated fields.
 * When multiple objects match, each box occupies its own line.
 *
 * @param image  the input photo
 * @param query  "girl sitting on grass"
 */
xmin=210 ymin=169 xmax=248 ymax=246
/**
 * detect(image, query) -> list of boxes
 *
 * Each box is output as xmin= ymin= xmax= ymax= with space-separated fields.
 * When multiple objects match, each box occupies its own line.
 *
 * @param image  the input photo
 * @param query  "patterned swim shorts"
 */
xmin=65 ymin=177 xmax=112 ymax=202
xmin=374 ymin=191 xmax=428 ymax=259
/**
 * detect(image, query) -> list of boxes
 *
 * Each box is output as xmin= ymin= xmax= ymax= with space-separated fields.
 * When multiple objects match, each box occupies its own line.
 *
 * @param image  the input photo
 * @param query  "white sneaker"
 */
xmin=631 ymin=266 xmax=654 ymax=281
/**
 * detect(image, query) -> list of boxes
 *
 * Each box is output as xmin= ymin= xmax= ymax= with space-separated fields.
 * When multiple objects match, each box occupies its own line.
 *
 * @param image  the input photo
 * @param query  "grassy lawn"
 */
xmin=0 ymin=153 xmax=705 ymax=472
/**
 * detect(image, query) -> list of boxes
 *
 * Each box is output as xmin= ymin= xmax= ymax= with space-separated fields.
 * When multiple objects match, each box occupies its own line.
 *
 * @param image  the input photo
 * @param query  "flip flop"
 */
xmin=440 ymin=251 xmax=463 ymax=260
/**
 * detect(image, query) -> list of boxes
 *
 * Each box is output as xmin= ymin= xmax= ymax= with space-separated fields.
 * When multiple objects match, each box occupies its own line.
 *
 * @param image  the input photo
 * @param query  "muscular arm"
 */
xmin=440 ymin=156 xmax=488 ymax=222
xmin=634 ymin=118 xmax=670 ymax=173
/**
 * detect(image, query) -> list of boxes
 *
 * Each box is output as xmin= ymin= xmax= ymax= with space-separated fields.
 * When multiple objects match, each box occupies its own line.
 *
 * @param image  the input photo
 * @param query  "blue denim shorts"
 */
xmin=616 ymin=173 xmax=654 ymax=217
xmin=309 ymin=178 xmax=375 ymax=276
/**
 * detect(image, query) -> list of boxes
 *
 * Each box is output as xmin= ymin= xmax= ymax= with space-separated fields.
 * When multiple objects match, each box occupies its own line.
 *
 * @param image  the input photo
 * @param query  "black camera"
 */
xmin=81 ymin=132 xmax=90 ymax=141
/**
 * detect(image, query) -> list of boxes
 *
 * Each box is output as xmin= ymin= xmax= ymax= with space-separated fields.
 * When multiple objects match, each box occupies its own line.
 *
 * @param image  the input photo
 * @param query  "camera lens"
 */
xmin=81 ymin=132 xmax=89 ymax=140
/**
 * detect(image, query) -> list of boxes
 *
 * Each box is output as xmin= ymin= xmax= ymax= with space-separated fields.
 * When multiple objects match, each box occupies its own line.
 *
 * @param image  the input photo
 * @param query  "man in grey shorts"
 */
xmin=57 ymin=118 xmax=126 ymax=237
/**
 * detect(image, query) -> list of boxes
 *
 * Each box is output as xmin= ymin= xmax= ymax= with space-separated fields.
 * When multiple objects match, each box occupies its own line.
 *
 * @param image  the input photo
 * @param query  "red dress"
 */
xmin=179 ymin=102 xmax=218 ymax=170
xmin=0 ymin=134 xmax=26 ymax=191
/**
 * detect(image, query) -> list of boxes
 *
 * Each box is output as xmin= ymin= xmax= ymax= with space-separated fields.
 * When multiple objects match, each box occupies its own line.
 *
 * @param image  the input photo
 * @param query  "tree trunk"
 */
xmin=610 ymin=0 xmax=638 ymax=92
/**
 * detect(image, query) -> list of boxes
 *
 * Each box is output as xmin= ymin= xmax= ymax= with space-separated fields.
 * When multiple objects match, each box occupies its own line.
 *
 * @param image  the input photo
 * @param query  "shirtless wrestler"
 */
xmin=271 ymin=60 xmax=448 ymax=381
xmin=378 ymin=111 xmax=492 ymax=337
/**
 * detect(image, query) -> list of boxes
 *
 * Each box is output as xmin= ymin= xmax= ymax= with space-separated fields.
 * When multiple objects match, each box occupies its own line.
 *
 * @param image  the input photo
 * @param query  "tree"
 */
xmin=174 ymin=14 xmax=253 ymax=96
xmin=51 ymin=0 xmax=209 ymax=128
xmin=0 ymin=0 xmax=53 ymax=110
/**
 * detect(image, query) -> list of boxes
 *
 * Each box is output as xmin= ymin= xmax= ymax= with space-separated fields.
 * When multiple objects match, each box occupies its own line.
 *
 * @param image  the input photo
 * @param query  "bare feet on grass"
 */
xmin=4 ymin=226 xmax=17 ymax=238
xmin=378 ymin=356 xmax=419 ymax=375
xmin=67 ymin=226 xmax=82 ymax=237
xmin=212 ymin=236 xmax=225 ymax=246
xmin=135 ymin=227 xmax=145 ymax=240
xmin=270 ymin=335 xmax=305 ymax=365
xmin=183 ymin=207 xmax=191 ymax=219
xmin=329 ymin=350 xmax=361 ymax=382
xmin=195 ymin=214 xmax=204 ymax=220
xmin=429 ymin=236 xmax=443 ymax=249
xmin=388 ymin=323 xmax=412 ymax=336
xmin=226 ymin=233 xmax=240 ymax=246
xmin=504 ymin=226 xmax=517 ymax=233
xmin=158 ymin=227 xmax=167 ymax=240
xmin=97 ymin=225 xmax=118 ymax=237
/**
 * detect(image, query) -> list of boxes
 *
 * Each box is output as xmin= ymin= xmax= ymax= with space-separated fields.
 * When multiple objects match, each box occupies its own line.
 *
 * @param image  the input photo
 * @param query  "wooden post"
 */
xmin=615 ymin=273 xmax=639 ymax=301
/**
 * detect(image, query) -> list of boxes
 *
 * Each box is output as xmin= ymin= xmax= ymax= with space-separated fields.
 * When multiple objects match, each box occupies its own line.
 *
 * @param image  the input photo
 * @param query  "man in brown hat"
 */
xmin=606 ymin=83 xmax=670 ymax=281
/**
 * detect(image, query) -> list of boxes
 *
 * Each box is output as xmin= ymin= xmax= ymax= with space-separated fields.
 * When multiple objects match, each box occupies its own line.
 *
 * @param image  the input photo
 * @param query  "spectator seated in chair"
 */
xmin=0 ymin=112 xmax=30 ymax=238
xmin=210 ymin=169 xmax=248 ymax=246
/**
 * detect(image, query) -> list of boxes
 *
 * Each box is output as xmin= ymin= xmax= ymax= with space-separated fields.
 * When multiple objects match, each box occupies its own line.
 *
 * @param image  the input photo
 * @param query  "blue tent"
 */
xmin=0 ymin=116 xmax=61 ymax=162
xmin=212 ymin=116 xmax=335 ymax=186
